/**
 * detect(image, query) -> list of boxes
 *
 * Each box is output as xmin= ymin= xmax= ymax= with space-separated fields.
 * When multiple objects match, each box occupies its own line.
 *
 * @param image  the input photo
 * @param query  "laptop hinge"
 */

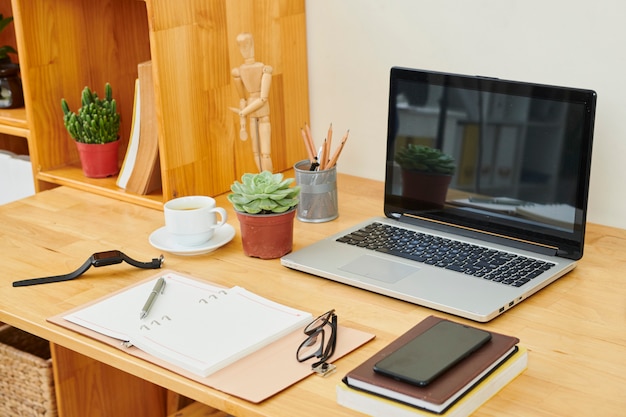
xmin=402 ymin=213 xmax=559 ymax=256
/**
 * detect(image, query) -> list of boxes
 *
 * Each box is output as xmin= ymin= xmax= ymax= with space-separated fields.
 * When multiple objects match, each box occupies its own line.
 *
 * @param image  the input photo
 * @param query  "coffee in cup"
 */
xmin=164 ymin=196 xmax=227 ymax=246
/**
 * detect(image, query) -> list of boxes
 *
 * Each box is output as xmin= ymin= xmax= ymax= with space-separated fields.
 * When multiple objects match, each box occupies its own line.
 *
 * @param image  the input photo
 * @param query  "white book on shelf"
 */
xmin=116 ymin=78 xmax=141 ymax=189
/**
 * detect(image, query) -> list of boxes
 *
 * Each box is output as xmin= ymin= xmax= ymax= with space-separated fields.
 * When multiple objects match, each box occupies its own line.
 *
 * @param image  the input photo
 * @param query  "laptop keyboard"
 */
xmin=336 ymin=222 xmax=556 ymax=287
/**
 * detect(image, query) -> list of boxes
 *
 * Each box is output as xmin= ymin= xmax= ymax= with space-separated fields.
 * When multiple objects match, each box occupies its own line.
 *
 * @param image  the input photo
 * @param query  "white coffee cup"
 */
xmin=164 ymin=196 xmax=228 ymax=246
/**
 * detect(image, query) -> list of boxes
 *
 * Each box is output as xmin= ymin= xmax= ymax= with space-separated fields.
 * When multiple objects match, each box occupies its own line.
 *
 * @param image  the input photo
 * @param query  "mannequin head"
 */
xmin=236 ymin=32 xmax=255 ymax=61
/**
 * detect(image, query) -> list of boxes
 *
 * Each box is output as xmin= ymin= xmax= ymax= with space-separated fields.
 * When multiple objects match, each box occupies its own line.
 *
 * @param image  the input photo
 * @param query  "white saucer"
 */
xmin=149 ymin=223 xmax=236 ymax=256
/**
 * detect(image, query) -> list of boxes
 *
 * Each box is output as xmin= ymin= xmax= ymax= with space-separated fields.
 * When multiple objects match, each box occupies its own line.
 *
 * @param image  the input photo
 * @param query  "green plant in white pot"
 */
xmin=228 ymin=171 xmax=300 ymax=259
xmin=61 ymin=83 xmax=121 ymax=178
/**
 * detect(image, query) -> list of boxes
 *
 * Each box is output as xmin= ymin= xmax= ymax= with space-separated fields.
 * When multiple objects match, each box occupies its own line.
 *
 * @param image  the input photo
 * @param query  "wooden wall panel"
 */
xmin=147 ymin=0 xmax=309 ymax=199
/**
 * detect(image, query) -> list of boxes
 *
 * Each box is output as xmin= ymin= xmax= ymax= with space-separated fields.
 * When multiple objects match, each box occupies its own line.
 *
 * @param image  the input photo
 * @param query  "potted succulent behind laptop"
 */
xmin=228 ymin=171 xmax=300 ymax=259
xmin=395 ymin=144 xmax=456 ymax=209
xmin=61 ymin=83 xmax=121 ymax=178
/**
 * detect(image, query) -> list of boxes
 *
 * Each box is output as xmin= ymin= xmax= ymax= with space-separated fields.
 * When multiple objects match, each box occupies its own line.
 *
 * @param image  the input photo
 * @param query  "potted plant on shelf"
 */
xmin=395 ymin=143 xmax=456 ymax=209
xmin=228 ymin=171 xmax=300 ymax=259
xmin=0 ymin=14 xmax=23 ymax=109
xmin=61 ymin=83 xmax=121 ymax=178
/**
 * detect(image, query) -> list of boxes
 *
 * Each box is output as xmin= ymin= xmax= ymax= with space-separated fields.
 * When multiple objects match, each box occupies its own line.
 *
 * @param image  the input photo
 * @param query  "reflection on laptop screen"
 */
xmin=385 ymin=68 xmax=596 ymax=259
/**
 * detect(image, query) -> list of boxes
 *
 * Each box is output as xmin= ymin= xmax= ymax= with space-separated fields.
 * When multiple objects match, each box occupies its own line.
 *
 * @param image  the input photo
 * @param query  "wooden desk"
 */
xmin=1 ymin=175 xmax=626 ymax=417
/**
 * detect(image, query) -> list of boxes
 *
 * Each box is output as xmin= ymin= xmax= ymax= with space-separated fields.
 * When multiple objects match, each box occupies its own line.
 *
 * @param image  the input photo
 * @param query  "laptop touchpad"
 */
xmin=339 ymin=255 xmax=418 ymax=283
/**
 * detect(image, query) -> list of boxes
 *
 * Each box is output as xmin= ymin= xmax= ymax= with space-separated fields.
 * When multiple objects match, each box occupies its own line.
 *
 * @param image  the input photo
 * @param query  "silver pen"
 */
xmin=140 ymin=277 xmax=166 ymax=319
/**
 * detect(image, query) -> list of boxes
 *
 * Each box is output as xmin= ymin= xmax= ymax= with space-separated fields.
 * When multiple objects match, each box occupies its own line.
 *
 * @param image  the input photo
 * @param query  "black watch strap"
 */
xmin=12 ymin=250 xmax=164 ymax=287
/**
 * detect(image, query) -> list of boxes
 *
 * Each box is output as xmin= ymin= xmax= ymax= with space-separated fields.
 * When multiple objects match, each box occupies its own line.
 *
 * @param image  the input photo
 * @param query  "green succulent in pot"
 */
xmin=228 ymin=171 xmax=300 ymax=214
xmin=61 ymin=83 xmax=121 ymax=144
xmin=395 ymin=144 xmax=455 ymax=175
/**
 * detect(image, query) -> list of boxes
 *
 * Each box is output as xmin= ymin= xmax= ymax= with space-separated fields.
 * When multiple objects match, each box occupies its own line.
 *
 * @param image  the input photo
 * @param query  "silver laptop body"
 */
xmin=282 ymin=67 xmax=596 ymax=322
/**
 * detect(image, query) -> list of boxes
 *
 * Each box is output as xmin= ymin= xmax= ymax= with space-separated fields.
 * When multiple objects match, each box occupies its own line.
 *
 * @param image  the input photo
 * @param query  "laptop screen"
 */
xmin=384 ymin=67 xmax=597 ymax=259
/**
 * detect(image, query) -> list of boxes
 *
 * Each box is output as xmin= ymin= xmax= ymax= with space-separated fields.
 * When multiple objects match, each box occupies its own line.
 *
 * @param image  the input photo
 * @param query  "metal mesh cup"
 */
xmin=294 ymin=160 xmax=338 ymax=223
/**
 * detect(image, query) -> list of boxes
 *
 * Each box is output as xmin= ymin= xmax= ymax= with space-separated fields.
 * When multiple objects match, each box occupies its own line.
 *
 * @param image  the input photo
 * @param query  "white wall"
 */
xmin=305 ymin=0 xmax=626 ymax=229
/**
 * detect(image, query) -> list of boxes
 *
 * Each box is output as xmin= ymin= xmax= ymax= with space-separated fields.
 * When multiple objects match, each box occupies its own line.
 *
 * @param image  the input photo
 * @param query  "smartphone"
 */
xmin=373 ymin=320 xmax=492 ymax=386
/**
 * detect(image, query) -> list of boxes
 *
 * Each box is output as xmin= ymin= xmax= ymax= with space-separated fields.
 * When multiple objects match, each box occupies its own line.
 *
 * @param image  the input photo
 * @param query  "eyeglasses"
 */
xmin=296 ymin=309 xmax=337 ymax=376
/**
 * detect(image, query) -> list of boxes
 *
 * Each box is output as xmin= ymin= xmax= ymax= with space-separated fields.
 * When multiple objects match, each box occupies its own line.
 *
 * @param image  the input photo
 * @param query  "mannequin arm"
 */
xmin=231 ymin=68 xmax=247 ymax=106
xmin=238 ymin=66 xmax=272 ymax=116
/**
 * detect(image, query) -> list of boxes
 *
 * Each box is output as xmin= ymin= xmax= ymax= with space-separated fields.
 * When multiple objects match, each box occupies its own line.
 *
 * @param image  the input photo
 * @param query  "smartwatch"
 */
xmin=12 ymin=250 xmax=164 ymax=287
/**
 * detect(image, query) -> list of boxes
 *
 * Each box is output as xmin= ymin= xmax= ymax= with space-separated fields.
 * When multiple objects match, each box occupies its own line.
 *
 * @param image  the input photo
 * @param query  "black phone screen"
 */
xmin=373 ymin=320 xmax=492 ymax=386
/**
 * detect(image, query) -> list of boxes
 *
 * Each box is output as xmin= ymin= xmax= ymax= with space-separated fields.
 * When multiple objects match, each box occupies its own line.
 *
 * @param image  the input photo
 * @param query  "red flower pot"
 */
xmin=75 ymin=141 xmax=120 ymax=178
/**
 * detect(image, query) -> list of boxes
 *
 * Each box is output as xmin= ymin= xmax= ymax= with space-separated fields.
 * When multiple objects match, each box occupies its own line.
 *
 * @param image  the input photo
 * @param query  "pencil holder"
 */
xmin=294 ymin=160 xmax=338 ymax=223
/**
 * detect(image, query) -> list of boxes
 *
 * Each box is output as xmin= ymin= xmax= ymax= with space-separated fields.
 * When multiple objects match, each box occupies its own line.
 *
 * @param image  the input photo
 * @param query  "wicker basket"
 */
xmin=0 ymin=324 xmax=57 ymax=417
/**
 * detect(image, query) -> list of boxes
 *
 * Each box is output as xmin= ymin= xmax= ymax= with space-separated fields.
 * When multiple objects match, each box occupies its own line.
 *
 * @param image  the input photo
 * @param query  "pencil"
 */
xmin=327 ymin=129 xmax=349 ymax=169
xmin=301 ymin=128 xmax=315 ymax=163
xmin=319 ymin=138 xmax=328 ymax=170
xmin=325 ymin=123 xmax=333 ymax=169
xmin=305 ymin=123 xmax=319 ymax=163
xmin=304 ymin=123 xmax=315 ymax=151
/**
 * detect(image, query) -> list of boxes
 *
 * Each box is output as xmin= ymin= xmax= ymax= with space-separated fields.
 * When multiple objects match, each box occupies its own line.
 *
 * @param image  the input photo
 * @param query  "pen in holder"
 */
xmin=294 ymin=159 xmax=338 ymax=223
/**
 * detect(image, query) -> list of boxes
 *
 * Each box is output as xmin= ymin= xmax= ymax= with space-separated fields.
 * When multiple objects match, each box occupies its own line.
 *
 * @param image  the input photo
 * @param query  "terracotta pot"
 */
xmin=400 ymin=170 xmax=452 ymax=209
xmin=75 ymin=141 xmax=120 ymax=178
xmin=235 ymin=208 xmax=296 ymax=259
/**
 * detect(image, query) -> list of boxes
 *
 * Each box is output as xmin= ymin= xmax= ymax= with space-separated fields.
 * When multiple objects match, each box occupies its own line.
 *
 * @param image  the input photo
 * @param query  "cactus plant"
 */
xmin=395 ymin=144 xmax=456 ymax=175
xmin=61 ymin=83 xmax=120 ymax=144
xmin=228 ymin=171 xmax=300 ymax=214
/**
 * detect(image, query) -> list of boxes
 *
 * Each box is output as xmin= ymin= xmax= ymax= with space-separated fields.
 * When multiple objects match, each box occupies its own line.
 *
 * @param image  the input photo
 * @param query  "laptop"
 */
xmin=281 ymin=67 xmax=597 ymax=322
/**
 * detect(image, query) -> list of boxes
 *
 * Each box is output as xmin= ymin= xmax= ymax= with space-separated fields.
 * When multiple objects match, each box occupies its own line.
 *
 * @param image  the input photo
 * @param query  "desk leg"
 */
xmin=51 ymin=343 xmax=168 ymax=417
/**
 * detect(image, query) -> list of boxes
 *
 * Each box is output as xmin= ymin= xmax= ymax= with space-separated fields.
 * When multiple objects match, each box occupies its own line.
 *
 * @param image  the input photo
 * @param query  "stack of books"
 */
xmin=337 ymin=316 xmax=527 ymax=417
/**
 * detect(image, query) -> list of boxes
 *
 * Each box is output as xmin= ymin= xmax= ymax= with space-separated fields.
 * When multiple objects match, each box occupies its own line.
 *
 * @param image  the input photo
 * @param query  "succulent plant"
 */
xmin=228 ymin=171 xmax=301 ymax=214
xmin=395 ymin=144 xmax=456 ymax=175
xmin=61 ymin=83 xmax=121 ymax=144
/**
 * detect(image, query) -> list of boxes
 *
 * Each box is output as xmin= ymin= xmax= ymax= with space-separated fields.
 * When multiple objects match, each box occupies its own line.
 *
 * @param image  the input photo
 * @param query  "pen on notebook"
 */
xmin=140 ymin=277 xmax=166 ymax=319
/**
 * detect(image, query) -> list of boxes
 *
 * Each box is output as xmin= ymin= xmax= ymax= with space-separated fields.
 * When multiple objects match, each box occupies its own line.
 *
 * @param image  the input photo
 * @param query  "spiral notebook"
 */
xmin=62 ymin=271 xmax=312 ymax=377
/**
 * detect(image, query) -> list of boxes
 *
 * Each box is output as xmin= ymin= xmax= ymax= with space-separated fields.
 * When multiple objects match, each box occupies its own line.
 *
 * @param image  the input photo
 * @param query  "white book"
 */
xmin=63 ymin=271 xmax=312 ymax=377
xmin=116 ymin=78 xmax=141 ymax=189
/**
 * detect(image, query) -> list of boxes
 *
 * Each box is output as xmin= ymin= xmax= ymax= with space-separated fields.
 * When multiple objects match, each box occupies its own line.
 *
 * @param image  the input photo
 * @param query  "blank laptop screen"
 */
xmin=384 ymin=67 xmax=597 ymax=259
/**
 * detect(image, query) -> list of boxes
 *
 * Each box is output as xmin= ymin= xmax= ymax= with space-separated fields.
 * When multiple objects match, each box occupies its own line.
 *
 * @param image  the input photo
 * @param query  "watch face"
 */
xmin=92 ymin=250 xmax=124 ymax=266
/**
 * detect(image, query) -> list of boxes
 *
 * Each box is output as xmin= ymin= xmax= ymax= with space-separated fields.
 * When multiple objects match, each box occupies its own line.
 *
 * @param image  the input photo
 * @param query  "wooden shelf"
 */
xmin=0 ymin=107 xmax=28 ymax=137
xmin=10 ymin=0 xmax=309 ymax=206
xmin=37 ymin=164 xmax=163 ymax=210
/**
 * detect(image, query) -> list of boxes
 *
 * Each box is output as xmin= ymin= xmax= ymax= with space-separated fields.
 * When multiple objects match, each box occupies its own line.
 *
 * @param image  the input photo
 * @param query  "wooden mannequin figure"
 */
xmin=231 ymin=32 xmax=274 ymax=172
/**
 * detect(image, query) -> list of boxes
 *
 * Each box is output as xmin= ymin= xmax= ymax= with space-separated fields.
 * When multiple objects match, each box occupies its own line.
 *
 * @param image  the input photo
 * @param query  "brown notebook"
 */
xmin=343 ymin=315 xmax=519 ymax=413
